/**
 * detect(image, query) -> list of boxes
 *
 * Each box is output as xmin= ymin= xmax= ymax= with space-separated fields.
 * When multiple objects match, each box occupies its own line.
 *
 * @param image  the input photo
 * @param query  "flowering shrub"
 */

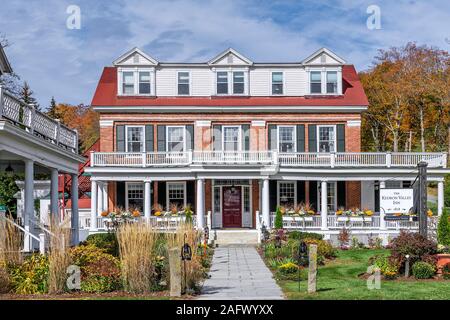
xmin=9 ymin=254 xmax=49 ymax=294
xmin=70 ymin=244 xmax=121 ymax=293
xmin=275 ymin=262 xmax=307 ymax=281
xmin=369 ymin=254 xmax=400 ymax=279
xmin=412 ymin=261 xmax=435 ymax=279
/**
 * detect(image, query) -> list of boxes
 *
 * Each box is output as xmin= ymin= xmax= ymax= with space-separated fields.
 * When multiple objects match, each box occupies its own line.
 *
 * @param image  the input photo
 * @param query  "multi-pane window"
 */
xmin=122 ymin=72 xmax=135 ymax=95
xmin=318 ymin=126 xmax=336 ymax=152
xmin=126 ymin=126 xmax=144 ymax=152
xmin=233 ymin=72 xmax=245 ymax=94
xmin=272 ymin=72 xmax=283 ymax=95
xmin=167 ymin=182 xmax=186 ymax=209
xmin=217 ymin=72 xmax=228 ymax=94
xmin=278 ymin=126 xmax=295 ymax=153
xmin=139 ymin=71 xmax=151 ymax=94
xmin=326 ymin=71 xmax=337 ymax=94
xmin=278 ymin=182 xmax=296 ymax=207
xmin=310 ymin=71 xmax=322 ymax=94
xmin=177 ymin=72 xmax=190 ymax=95
xmin=167 ymin=126 xmax=185 ymax=152
xmin=127 ymin=183 xmax=144 ymax=212
xmin=223 ymin=126 xmax=240 ymax=151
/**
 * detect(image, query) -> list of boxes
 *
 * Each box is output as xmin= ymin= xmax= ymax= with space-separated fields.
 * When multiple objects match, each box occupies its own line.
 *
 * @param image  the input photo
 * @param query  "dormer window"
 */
xmin=272 ymin=72 xmax=283 ymax=95
xmin=233 ymin=72 xmax=245 ymax=94
xmin=139 ymin=71 xmax=151 ymax=94
xmin=310 ymin=71 xmax=322 ymax=94
xmin=326 ymin=71 xmax=337 ymax=94
xmin=217 ymin=72 xmax=228 ymax=94
xmin=177 ymin=72 xmax=190 ymax=95
xmin=123 ymin=72 xmax=135 ymax=95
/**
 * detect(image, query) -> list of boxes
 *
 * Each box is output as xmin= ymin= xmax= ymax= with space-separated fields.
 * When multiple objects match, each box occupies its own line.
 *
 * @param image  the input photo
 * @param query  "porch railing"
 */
xmin=90 ymin=151 xmax=447 ymax=168
xmin=0 ymin=87 xmax=78 ymax=153
xmin=268 ymin=214 xmax=439 ymax=231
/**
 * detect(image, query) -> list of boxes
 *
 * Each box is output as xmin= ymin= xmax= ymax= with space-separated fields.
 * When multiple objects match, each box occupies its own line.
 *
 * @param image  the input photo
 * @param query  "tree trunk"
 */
xmin=419 ymin=108 xmax=425 ymax=152
xmin=392 ymin=131 xmax=399 ymax=152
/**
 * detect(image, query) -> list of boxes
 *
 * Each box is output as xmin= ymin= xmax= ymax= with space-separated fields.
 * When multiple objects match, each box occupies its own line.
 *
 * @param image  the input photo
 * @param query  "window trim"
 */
xmin=216 ymin=71 xmax=229 ymax=95
xmin=177 ymin=71 xmax=191 ymax=96
xmin=125 ymin=182 xmax=144 ymax=212
xmin=118 ymin=67 xmax=155 ymax=96
xmin=277 ymin=125 xmax=296 ymax=153
xmin=317 ymin=124 xmax=337 ymax=153
xmin=138 ymin=71 xmax=151 ymax=95
xmin=166 ymin=181 xmax=187 ymax=210
xmin=271 ymin=71 xmax=284 ymax=95
xmin=326 ymin=71 xmax=338 ymax=94
xmin=125 ymin=125 xmax=145 ymax=153
xmin=215 ymin=69 xmax=248 ymax=96
xmin=232 ymin=71 xmax=245 ymax=95
xmin=122 ymin=71 xmax=135 ymax=96
xmin=166 ymin=125 xmax=186 ymax=153
xmin=309 ymin=70 xmax=322 ymax=94
xmin=307 ymin=68 xmax=342 ymax=95
xmin=277 ymin=181 xmax=297 ymax=207
xmin=222 ymin=125 xmax=242 ymax=152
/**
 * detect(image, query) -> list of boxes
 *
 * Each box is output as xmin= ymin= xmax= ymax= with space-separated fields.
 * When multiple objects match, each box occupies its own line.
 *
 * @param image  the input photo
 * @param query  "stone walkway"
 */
xmin=198 ymin=245 xmax=284 ymax=300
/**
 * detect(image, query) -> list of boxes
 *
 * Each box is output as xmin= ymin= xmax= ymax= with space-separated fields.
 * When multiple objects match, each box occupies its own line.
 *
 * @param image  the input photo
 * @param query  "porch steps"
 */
xmin=213 ymin=229 xmax=259 ymax=245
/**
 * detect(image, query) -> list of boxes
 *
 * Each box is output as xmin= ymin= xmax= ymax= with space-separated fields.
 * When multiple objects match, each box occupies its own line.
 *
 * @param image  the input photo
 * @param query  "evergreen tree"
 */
xmin=19 ymin=81 xmax=40 ymax=111
xmin=437 ymin=208 xmax=450 ymax=246
xmin=274 ymin=206 xmax=283 ymax=229
xmin=47 ymin=96 xmax=58 ymax=118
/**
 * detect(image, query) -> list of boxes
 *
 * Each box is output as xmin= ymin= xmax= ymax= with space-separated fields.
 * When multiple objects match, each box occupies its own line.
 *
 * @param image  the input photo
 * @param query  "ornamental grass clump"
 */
xmin=0 ymin=214 xmax=22 ymax=266
xmin=48 ymin=217 xmax=72 ymax=294
xmin=117 ymin=222 xmax=158 ymax=293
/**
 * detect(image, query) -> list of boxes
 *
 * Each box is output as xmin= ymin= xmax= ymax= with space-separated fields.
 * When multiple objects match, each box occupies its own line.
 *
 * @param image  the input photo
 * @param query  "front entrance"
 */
xmin=222 ymin=186 xmax=242 ymax=228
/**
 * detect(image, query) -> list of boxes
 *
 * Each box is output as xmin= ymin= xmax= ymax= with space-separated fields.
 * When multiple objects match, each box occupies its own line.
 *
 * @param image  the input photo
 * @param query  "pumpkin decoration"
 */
xmin=101 ymin=211 xmax=109 ymax=217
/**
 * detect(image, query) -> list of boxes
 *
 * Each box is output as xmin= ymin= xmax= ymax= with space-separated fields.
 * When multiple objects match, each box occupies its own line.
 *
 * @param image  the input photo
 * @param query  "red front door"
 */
xmin=222 ymin=186 xmax=242 ymax=228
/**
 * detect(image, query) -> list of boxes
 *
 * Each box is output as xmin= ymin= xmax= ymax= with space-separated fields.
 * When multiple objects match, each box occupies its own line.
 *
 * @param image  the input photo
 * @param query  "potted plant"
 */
xmin=183 ymin=204 xmax=194 ymax=223
xmin=169 ymin=203 xmax=180 ymax=216
xmin=153 ymin=203 xmax=163 ymax=217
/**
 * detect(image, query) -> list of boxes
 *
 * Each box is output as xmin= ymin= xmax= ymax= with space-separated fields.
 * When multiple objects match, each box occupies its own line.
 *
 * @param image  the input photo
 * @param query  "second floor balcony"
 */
xmin=90 ymin=151 xmax=448 ymax=169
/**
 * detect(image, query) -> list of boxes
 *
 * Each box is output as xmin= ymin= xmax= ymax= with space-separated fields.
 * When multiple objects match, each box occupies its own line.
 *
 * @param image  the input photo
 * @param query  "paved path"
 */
xmin=198 ymin=245 xmax=284 ymax=300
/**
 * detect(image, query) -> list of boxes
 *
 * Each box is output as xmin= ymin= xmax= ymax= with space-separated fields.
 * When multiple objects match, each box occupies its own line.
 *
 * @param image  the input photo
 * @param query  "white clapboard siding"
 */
xmin=284 ymin=68 xmax=307 ymax=96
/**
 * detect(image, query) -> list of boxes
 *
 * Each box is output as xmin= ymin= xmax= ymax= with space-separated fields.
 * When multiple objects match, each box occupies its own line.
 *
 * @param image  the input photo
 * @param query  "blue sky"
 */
xmin=1 ymin=0 xmax=449 ymax=107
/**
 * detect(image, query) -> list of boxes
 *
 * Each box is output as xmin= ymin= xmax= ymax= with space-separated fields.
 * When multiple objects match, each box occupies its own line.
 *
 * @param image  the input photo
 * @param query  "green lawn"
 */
xmin=279 ymin=249 xmax=450 ymax=300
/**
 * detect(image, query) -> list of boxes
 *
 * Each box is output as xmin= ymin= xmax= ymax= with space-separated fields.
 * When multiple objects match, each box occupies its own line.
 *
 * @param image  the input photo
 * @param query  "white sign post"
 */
xmin=379 ymin=189 xmax=414 ymax=214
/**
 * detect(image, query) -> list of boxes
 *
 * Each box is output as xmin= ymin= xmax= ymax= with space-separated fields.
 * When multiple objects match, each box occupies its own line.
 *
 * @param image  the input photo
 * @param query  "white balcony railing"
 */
xmin=90 ymin=151 xmax=447 ymax=168
xmin=0 ymin=87 xmax=78 ymax=153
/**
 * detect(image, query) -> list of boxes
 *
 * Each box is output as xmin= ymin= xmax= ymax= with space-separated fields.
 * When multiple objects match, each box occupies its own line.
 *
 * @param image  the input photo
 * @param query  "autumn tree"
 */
xmin=361 ymin=43 xmax=449 ymax=153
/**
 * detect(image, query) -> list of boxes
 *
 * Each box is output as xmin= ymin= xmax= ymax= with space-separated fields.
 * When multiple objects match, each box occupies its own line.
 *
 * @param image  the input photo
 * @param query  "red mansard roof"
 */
xmin=91 ymin=65 xmax=368 ymax=107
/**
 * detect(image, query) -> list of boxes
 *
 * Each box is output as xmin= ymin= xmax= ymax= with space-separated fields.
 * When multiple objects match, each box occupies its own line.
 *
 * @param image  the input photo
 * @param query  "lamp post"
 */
xmin=181 ymin=233 xmax=192 ymax=295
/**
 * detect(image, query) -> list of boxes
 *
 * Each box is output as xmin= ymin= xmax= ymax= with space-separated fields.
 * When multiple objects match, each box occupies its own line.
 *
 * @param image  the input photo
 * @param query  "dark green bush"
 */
xmin=85 ymin=233 xmax=119 ymax=256
xmin=288 ymin=231 xmax=323 ymax=241
xmin=274 ymin=207 xmax=283 ymax=229
xmin=412 ymin=261 xmax=435 ymax=279
xmin=443 ymin=263 xmax=450 ymax=280
xmin=437 ymin=208 xmax=450 ymax=246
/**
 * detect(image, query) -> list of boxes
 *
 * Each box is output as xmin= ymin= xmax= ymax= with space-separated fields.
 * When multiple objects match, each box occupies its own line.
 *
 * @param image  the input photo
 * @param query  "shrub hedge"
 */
xmin=412 ymin=261 xmax=435 ymax=279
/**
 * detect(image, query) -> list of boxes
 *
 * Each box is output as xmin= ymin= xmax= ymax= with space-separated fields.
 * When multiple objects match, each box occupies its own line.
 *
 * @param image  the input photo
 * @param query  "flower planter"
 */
xmin=284 ymin=216 xmax=313 ymax=222
xmin=435 ymin=253 xmax=450 ymax=276
xmin=337 ymin=216 xmax=372 ymax=222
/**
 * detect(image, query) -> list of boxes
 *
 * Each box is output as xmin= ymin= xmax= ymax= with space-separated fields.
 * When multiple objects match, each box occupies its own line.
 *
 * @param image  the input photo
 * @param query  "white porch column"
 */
xmin=71 ymin=174 xmax=79 ymax=245
xmin=320 ymin=181 xmax=328 ymax=230
xmin=144 ymin=180 xmax=152 ymax=220
xmin=24 ymin=160 xmax=34 ymax=252
xmin=196 ymin=178 xmax=205 ymax=230
xmin=262 ymin=178 xmax=270 ymax=229
xmin=103 ymin=182 xmax=108 ymax=212
xmin=97 ymin=183 xmax=104 ymax=213
xmin=379 ymin=180 xmax=388 ymax=245
xmin=50 ymin=168 xmax=59 ymax=220
xmin=90 ymin=180 xmax=98 ymax=231
xmin=438 ymin=181 xmax=444 ymax=216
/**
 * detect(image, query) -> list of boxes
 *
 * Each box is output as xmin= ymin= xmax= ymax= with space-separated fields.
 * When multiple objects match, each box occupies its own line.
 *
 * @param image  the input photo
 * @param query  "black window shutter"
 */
xmin=157 ymin=125 xmax=166 ymax=152
xmin=242 ymin=124 xmax=250 ymax=151
xmin=186 ymin=125 xmax=194 ymax=150
xmin=269 ymin=180 xmax=277 ymax=212
xmin=337 ymin=181 xmax=346 ymax=208
xmin=145 ymin=125 xmax=154 ymax=152
xmin=116 ymin=125 xmax=125 ymax=152
xmin=268 ymin=124 xmax=277 ymax=150
xmin=116 ymin=182 xmax=125 ymax=209
xmin=309 ymin=181 xmax=318 ymax=210
xmin=297 ymin=124 xmax=305 ymax=152
xmin=308 ymin=125 xmax=317 ymax=152
xmin=158 ymin=182 xmax=166 ymax=209
xmin=297 ymin=181 xmax=306 ymax=204
xmin=213 ymin=125 xmax=222 ymax=151
xmin=186 ymin=181 xmax=195 ymax=211
xmin=337 ymin=124 xmax=345 ymax=152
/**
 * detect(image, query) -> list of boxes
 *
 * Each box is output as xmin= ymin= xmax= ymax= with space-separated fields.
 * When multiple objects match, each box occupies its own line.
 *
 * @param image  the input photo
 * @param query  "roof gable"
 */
xmin=113 ymin=47 xmax=158 ymax=66
xmin=0 ymin=45 xmax=13 ymax=74
xmin=208 ymin=48 xmax=253 ymax=66
xmin=302 ymin=48 xmax=346 ymax=65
